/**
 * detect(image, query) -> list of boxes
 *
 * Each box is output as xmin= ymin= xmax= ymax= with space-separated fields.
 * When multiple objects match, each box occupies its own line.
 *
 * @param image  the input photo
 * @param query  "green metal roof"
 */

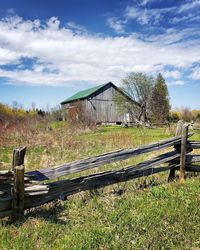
xmin=61 ymin=83 xmax=108 ymax=104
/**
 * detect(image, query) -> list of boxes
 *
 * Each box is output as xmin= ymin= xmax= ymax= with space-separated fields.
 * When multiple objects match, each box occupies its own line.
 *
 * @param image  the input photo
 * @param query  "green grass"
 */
xmin=0 ymin=125 xmax=174 ymax=171
xmin=0 ymin=124 xmax=200 ymax=249
xmin=0 ymin=177 xmax=200 ymax=249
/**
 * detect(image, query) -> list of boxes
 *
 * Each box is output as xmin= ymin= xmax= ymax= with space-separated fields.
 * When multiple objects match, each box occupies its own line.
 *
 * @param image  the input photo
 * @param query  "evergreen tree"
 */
xmin=150 ymin=73 xmax=170 ymax=123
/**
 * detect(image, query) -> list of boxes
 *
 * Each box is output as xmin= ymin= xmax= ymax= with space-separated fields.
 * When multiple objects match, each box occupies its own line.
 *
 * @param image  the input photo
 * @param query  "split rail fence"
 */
xmin=0 ymin=121 xmax=200 ymax=220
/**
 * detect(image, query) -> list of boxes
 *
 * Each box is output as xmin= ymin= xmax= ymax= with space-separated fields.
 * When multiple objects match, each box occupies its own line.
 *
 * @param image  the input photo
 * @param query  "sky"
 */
xmin=0 ymin=0 xmax=200 ymax=110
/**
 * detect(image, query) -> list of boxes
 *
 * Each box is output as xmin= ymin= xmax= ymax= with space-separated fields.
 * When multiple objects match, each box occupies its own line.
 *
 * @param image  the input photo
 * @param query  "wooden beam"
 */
xmin=12 ymin=166 xmax=25 ymax=219
xmin=179 ymin=124 xmax=188 ymax=181
xmin=168 ymin=120 xmax=184 ymax=182
xmin=0 ymin=196 xmax=12 ymax=212
xmin=187 ymin=141 xmax=200 ymax=149
xmin=24 ymin=151 xmax=179 ymax=209
xmin=27 ymin=136 xmax=183 ymax=181
xmin=187 ymin=155 xmax=200 ymax=163
xmin=11 ymin=147 xmax=26 ymax=220
xmin=12 ymin=147 xmax=26 ymax=171
xmin=0 ymin=209 xmax=13 ymax=219
xmin=186 ymin=165 xmax=200 ymax=172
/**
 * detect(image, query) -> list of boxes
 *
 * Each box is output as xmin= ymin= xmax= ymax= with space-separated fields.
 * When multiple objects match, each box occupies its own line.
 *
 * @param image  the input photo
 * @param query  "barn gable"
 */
xmin=61 ymin=82 xmax=133 ymax=123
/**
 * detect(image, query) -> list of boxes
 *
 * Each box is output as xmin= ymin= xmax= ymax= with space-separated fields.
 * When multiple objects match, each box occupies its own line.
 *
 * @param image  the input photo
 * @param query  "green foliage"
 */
xmin=114 ymin=72 xmax=170 ymax=124
xmin=191 ymin=110 xmax=200 ymax=121
xmin=0 ymin=102 xmax=37 ymax=125
xmin=114 ymin=72 xmax=154 ymax=123
xmin=150 ymin=73 xmax=170 ymax=123
xmin=169 ymin=111 xmax=180 ymax=123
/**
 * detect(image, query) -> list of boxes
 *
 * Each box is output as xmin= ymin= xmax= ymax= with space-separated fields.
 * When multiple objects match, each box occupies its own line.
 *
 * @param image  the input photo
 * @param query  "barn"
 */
xmin=61 ymin=82 xmax=134 ymax=124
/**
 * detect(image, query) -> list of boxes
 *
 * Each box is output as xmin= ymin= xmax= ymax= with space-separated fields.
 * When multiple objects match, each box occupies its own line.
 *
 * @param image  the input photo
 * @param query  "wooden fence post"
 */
xmin=179 ymin=124 xmax=188 ymax=181
xmin=12 ymin=147 xmax=26 ymax=171
xmin=168 ymin=120 xmax=184 ymax=182
xmin=11 ymin=147 xmax=26 ymax=220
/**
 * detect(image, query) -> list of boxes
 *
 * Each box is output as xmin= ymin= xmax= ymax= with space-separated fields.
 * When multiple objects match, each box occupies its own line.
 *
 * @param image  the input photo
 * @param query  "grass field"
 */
xmin=0 ymin=123 xmax=200 ymax=249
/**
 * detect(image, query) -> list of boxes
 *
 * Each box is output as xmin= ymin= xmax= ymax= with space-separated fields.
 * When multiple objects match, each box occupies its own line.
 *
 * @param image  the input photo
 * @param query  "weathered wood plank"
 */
xmin=24 ymin=151 xmax=179 ymax=209
xmin=186 ymin=165 xmax=200 ymax=172
xmin=168 ymin=121 xmax=184 ymax=181
xmin=188 ymin=141 xmax=200 ymax=149
xmin=27 ymin=136 xmax=183 ymax=181
xmin=187 ymin=155 xmax=200 ymax=163
xmin=25 ymin=185 xmax=49 ymax=192
xmin=11 ymin=147 xmax=26 ymax=220
xmin=25 ymin=185 xmax=49 ymax=196
xmin=12 ymin=166 xmax=25 ymax=219
xmin=0 ymin=196 xmax=12 ymax=212
xmin=12 ymin=147 xmax=26 ymax=171
xmin=180 ymin=124 xmax=188 ymax=181
xmin=0 ymin=209 xmax=13 ymax=219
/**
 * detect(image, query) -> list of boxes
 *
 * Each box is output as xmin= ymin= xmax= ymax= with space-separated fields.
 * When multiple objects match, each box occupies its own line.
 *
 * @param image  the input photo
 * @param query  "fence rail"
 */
xmin=27 ymin=134 xmax=187 ymax=181
xmin=0 ymin=121 xmax=200 ymax=220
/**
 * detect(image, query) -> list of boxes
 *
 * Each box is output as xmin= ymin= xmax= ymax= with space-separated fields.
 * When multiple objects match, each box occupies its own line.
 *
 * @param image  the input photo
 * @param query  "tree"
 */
xmin=150 ymin=73 xmax=170 ymax=123
xmin=179 ymin=107 xmax=194 ymax=122
xmin=114 ymin=72 xmax=154 ymax=124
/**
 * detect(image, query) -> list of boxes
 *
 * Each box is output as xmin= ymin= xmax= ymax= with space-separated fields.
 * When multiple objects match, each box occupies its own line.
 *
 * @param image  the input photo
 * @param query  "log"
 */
xmin=187 ymin=155 xmax=200 ymax=163
xmin=168 ymin=121 xmax=185 ymax=181
xmin=24 ymin=151 xmax=179 ymax=209
xmin=25 ymin=185 xmax=49 ymax=196
xmin=188 ymin=141 xmax=200 ymax=149
xmin=27 ymin=136 xmax=184 ymax=181
xmin=11 ymin=147 xmax=26 ymax=220
xmin=0 ymin=209 xmax=13 ymax=219
xmin=175 ymin=120 xmax=184 ymax=136
xmin=25 ymin=185 xmax=49 ymax=192
xmin=0 ymin=185 xmax=11 ymax=195
xmin=0 ymin=196 xmax=12 ymax=212
xmin=180 ymin=124 xmax=188 ymax=181
xmin=186 ymin=165 xmax=200 ymax=172
xmin=0 ymin=171 xmax=13 ymax=177
xmin=12 ymin=166 xmax=25 ymax=219
xmin=12 ymin=147 xmax=26 ymax=171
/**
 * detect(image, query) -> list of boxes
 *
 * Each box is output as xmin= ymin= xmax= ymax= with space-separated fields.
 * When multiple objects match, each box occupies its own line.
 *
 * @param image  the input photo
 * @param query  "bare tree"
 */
xmin=114 ymin=72 xmax=154 ymax=124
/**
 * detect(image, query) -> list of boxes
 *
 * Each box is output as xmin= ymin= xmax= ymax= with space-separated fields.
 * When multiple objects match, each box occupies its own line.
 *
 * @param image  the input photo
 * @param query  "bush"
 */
xmin=179 ymin=107 xmax=194 ymax=122
xmin=169 ymin=111 xmax=180 ymax=123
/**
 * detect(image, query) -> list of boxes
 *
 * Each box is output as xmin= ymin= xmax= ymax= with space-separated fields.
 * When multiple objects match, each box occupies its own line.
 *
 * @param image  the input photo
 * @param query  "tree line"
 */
xmin=114 ymin=72 xmax=171 ymax=125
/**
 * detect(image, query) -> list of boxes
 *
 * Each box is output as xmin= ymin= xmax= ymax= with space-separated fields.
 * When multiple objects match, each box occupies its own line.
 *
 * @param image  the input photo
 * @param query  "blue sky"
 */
xmin=0 ymin=0 xmax=200 ymax=109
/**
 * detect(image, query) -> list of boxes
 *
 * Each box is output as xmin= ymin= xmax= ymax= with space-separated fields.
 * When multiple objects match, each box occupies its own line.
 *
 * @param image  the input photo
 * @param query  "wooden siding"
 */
xmin=83 ymin=84 xmax=124 ymax=122
xmin=62 ymin=83 xmax=130 ymax=123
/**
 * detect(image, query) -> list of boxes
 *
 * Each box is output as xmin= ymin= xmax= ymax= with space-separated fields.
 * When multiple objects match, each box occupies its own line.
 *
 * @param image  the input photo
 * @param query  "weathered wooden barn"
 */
xmin=61 ymin=82 xmax=133 ymax=124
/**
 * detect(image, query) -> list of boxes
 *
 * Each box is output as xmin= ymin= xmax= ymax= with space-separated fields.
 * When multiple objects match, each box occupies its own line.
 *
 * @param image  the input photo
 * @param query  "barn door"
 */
xmin=68 ymin=106 xmax=79 ymax=121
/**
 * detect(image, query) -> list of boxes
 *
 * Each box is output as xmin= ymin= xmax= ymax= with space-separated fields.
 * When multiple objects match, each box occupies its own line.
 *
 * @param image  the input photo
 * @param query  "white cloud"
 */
xmin=179 ymin=0 xmax=200 ymax=13
xmin=125 ymin=5 xmax=175 ymax=25
xmin=163 ymin=70 xmax=181 ymax=79
xmin=169 ymin=13 xmax=200 ymax=24
xmin=0 ymin=15 xmax=200 ymax=86
xmin=146 ymin=28 xmax=200 ymax=45
xmin=66 ymin=22 xmax=88 ymax=34
xmin=140 ymin=0 xmax=150 ymax=6
xmin=125 ymin=6 xmax=150 ymax=25
xmin=191 ymin=67 xmax=200 ymax=80
xmin=170 ymin=80 xmax=185 ymax=85
xmin=106 ymin=17 xmax=126 ymax=34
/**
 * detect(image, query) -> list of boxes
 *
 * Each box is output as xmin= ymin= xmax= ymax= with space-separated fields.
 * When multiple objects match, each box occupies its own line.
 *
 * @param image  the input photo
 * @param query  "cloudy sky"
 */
xmin=0 ymin=0 xmax=200 ymax=109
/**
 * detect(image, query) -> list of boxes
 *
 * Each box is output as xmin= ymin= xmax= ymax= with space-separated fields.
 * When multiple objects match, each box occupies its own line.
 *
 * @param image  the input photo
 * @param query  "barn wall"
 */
xmin=62 ymin=83 xmax=131 ymax=123
xmin=83 ymin=84 xmax=126 ymax=122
